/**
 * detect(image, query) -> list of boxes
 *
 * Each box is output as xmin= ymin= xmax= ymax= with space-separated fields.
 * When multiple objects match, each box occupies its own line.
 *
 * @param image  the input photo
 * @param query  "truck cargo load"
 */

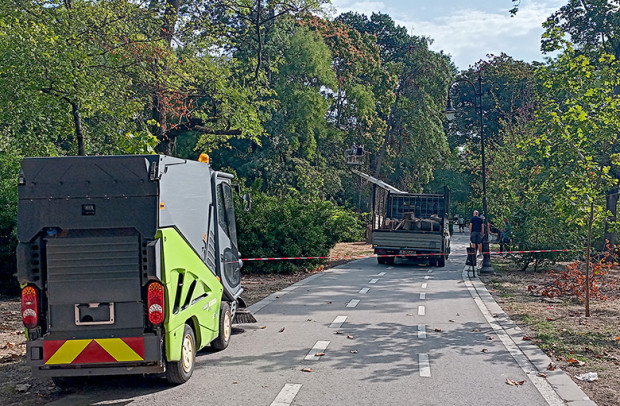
xmin=352 ymin=170 xmax=450 ymax=266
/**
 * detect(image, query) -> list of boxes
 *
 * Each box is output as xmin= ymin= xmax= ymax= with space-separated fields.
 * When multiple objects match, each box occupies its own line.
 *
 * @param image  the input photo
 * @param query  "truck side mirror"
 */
xmin=242 ymin=193 xmax=252 ymax=212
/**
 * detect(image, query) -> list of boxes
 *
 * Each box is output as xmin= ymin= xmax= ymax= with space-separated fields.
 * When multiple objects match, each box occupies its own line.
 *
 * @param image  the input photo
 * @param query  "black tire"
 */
xmin=384 ymin=256 xmax=395 ymax=265
xmin=377 ymin=257 xmax=386 ymax=265
xmin=429 ymin=257 xmax=438 ymax=267
xmin=438 ymin=255 xmax=446 ymax=267
xmin=211 ymin=301 xmax=232 ymax=351
xmin=165 ymin=324 xmax=196 ymax=384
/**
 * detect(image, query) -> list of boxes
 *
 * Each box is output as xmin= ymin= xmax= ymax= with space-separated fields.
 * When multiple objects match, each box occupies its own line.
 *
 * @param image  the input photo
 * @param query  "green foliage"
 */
xmin=0 ymin=149 xmax=22 ymax=294
xmin=0 ymin=0 xmax=161 ymax=155
xmin=532 ymin=47 xmax=619 ymax=231
xmin=236 ymin=192 xmax=364 ymax=274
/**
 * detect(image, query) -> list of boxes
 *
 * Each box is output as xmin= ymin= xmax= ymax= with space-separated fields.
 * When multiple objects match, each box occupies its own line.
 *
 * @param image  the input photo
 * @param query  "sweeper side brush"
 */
xmin=232 ymin=297 xmax=257 ymax=324
xmin=233 ymin=309 xmax=257 ymax=324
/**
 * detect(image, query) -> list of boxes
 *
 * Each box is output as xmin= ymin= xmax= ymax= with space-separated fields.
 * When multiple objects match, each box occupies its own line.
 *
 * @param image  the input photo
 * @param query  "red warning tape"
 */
xmin=239 ymin=249 xmax=578 ymax=262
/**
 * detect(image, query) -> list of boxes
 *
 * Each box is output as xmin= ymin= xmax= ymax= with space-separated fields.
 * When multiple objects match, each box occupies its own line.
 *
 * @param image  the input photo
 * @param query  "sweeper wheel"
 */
xmin=166 ymin=324 xmax=196 ymax=384
xmin=212 ymin=301 xmax=232 ymax=351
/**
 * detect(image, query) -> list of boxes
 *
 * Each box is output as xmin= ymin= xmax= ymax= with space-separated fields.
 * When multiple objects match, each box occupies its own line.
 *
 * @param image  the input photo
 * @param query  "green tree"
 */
xmin=529 ymin=46 xmax=620 ymax=315
xmin=542 ymin=0 xmax=620 ymax=250
xmin=336 ymin=12 xmax=454 ymax=191
xmin=0 ymin=0 xmax=162 ymax=156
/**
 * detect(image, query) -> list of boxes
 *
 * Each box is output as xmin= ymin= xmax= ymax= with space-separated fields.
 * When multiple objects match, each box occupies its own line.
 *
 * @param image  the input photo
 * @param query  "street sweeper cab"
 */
xmin=17 ymin=154 xmax=254 ymax=384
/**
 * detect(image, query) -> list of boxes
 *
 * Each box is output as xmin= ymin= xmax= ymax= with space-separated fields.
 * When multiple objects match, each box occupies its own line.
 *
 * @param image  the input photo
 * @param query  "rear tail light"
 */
xmin=147 ymin=282 xmax=165 ymax=325
xmin=21 ymin=286 xmax=39 ymax=329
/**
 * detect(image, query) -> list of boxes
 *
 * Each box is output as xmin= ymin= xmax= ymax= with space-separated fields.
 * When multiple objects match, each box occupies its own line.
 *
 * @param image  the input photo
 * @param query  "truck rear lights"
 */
xmin=21 ymin=286 xmax=39 ymax=329
xmin=147 ymin=282 xmax=165 ymax=325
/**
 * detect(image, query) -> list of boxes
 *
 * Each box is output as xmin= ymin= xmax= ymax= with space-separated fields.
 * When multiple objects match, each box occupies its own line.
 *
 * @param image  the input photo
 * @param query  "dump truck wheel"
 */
xmin=166 ymin=324 xmax=196 ymax=384
xmin=377 ymin=257 xmax=386 ymax=265
xmin=211 ymin=301 xmax=232 ymax=351
xmin=438 ymin=255 xmax=446 ymax=267
xmin=429 ymin=257 xmax=438 ymax=267
xmin=384 ymin=256 xmax=395 ymax=265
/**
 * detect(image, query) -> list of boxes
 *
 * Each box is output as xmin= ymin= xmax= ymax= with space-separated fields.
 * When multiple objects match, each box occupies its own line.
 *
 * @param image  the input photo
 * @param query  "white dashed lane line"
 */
xmin=386 ymin=267 xmax=393 ymax=270
xmin=369 ymin=278 xmax=379 ymax=284
xmin=419 ymin=292 xmax=426 ymax=300
xmin=419 ymin=353 xmax=431 ymax=377
xmin=424 ymin=275 xmax=430 ymax=280
xmin=421 ymin=283 xmax=428 ymax=289
xmin=346 ymin=299 xmax=360 ymax=308
xmin=376 ymin=271 xmax=386 ymax=276
xmin=304 ymin=341 xmax=330 ymax=360
xmin=418 ymin=305 xmax=425 ymax=316
xmin=329 ymin=315 xmax=347 ymax=328
xmin=427 ymin=270 xmax=433 ymax=273
xmin=418 ymin=324 xmax=427 ymax=339
xmin=359 ymin=287 xmax=369 ymax=294
xmin=270 ymin=384 xmax=302 ymax=406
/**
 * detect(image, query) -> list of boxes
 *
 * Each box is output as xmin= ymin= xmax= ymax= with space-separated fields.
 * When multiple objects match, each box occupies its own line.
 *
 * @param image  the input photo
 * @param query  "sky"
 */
xmin=328 ymin=0 xmax=566 ymax=70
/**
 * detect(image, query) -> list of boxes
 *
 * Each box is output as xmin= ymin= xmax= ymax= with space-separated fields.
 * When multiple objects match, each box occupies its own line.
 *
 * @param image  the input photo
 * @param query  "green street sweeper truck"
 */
xmin=17 ymin=154 xmax=253 ymax=384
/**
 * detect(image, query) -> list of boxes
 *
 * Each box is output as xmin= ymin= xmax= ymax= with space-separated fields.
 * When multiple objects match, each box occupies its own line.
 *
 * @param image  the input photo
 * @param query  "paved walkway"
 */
xmin=48 ymin=232 xmax=595 ymax=405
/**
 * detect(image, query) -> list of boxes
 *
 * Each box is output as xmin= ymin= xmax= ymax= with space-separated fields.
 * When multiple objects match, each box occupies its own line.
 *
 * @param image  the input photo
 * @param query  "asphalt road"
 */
xmin=48 ymin=233 xmax=581 ymax=406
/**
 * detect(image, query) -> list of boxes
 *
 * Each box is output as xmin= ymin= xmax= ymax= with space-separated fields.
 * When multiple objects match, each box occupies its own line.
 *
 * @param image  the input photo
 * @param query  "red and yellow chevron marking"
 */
xmin=43 ymin=337 xmax=145 ymax=365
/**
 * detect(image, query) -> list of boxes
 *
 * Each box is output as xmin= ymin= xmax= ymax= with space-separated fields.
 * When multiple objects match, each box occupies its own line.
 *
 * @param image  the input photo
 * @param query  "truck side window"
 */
xmin=216 ymin=183 xmax=238 ymax=246
xmin=216 ymin=185 xmax=227 ymax=233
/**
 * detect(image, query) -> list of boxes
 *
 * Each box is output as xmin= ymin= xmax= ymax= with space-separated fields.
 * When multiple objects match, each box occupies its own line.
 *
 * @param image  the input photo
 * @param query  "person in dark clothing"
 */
xmin=458 ymin=216 xmax=465 ymax=232
xmin=469 ymin=210 xmax=484 ymax=256
xmin=499 ymin=218 xmax=512 ymax=253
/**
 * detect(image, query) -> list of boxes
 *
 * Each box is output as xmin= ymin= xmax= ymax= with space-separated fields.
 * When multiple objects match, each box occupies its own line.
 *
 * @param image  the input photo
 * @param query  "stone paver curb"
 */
xmin=467 ymin=273 xmax=596 ymax=405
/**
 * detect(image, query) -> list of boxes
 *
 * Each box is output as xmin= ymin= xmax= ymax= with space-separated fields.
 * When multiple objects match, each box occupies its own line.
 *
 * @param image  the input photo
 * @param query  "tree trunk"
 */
xmin=70 ymin=101 xmax=86 ymax=156
xmin=153 ymin=0 xmax=180 ymax=155
xmin=374 ymin=89 xmax=401 ymax=179
xmin=160 ymin=0 xmax=179 ymax=45
xmin=585 ymin=199 xmax=594 ymax=317
xmin=254 ymin=0 xmax=263 ymax=81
